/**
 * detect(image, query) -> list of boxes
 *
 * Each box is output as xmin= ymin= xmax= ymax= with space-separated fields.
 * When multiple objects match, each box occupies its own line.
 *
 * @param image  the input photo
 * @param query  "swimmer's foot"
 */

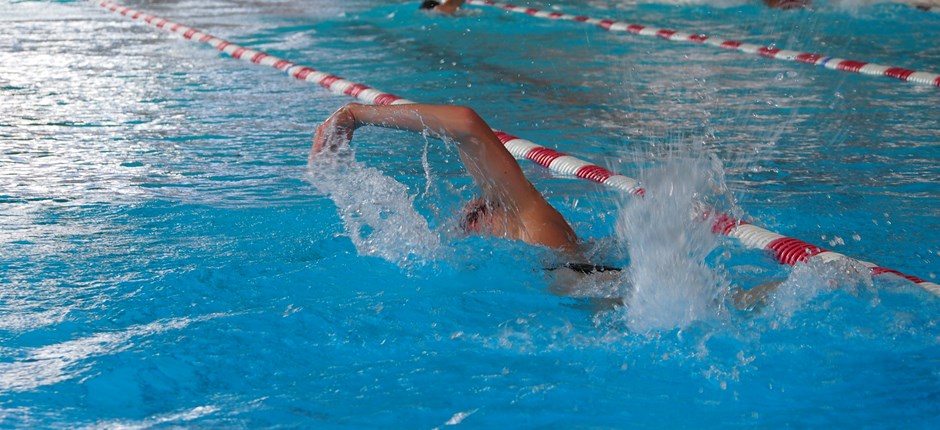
xmin=732 ymin=280 xmax=784 ymax=311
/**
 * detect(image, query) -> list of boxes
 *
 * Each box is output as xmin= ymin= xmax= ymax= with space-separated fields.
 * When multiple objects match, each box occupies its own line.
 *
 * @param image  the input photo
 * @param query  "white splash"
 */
xmin=615 ymin=145 xmax=732 ymax=333
xmin=764 ymin=256 xmax=874 ymax=319
xmin=306 ymin=145 xmax=443 ymax=269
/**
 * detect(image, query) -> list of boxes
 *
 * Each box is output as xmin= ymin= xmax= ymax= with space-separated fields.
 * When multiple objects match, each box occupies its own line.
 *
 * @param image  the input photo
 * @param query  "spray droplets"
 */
xmin=614 ymin=144 xmax=733 ymax=333
xmin=306 ymin=151 xmax=443 ymax=270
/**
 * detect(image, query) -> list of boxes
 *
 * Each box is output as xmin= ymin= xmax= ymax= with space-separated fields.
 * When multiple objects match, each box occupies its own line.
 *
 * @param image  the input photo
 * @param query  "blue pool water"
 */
xmin=2 ymin=0 xmax=939 ymax=427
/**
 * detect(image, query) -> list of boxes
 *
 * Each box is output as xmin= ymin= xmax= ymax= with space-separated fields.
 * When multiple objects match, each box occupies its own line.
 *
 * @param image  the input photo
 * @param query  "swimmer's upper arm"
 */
xmin=445 ymin=107 xmax=543 ymax=204
xmin=447 ymin=107 xmax=578 ymax=250
xmin=346 ymin=103 xmax=544 ymax=210
xmin=335 ymin=102 xmax=577 ymax=250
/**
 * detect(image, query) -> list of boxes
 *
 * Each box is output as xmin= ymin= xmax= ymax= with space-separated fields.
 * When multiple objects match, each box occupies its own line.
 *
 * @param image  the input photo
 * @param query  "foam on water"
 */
xmin=613 ymin=143 xmax=734 ymax=333
xmin=305 ymin=143 xmax=444 ymax=269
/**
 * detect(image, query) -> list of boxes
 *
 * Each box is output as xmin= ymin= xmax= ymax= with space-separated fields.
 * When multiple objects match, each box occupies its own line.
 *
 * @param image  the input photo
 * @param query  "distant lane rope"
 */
xmin=465 ymin=0 xmax=940 ymax=88
xmin=93 ymin=1 xmax=940 ymax=296
xmin=93 ymin=1 xmax=641 ymax=196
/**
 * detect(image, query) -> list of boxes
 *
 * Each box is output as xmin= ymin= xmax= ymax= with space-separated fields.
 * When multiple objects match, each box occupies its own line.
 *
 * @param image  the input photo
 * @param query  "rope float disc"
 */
xmin=465 ymin=0 xmax=940 ymax=88
xmin=92 ymin=0 xmax=940 ymax=297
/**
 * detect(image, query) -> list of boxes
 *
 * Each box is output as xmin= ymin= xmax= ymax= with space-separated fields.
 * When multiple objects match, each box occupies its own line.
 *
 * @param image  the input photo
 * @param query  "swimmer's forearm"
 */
xmin=330 ymin=102 xmax=531 ymax=205
xmin=344 ymin=103 xmax=490 ymax=142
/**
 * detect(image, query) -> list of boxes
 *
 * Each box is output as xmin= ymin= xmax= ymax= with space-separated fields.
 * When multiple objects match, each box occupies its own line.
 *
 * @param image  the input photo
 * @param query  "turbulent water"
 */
xmin=2 ymin=0 xmax=939 ymax=428
xmin=615 ymin=145 xmax=733 ymax=332
xmin=307 ymin=146 xmax=444 ymax=268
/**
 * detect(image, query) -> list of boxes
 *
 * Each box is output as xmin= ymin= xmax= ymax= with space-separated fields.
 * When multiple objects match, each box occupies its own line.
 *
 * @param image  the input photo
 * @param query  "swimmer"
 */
xmin=418 ymin=0 xmax=465 ymax=14
xmin=763 ymin=0 xmax=811 ymax=8
xmin=310 ymin=102 xmax=622 ymax=290
xmin=311 ymin=103 xmax=630 ymax=304
xmin=310 ymin=103 xmax=786 ymax=307
xmin=312 ymin=102 xmax=580 ymax=253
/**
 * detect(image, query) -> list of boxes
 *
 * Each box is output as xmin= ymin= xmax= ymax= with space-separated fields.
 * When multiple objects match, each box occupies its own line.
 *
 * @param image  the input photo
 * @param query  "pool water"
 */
xmin=1 ymin=0 xmax=939 ymax=427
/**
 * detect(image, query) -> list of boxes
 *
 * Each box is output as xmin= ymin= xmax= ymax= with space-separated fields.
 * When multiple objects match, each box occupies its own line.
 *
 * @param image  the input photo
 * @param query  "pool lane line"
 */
xmin=92 ymin=0 xmax=643 ymax=198
xmin=465 ymin=0 xmax=940 ymax=88
xmin=92 ymin=1 xmax=940 ymax=297
xmin=711 ymin=214 xmax=940 ymax=296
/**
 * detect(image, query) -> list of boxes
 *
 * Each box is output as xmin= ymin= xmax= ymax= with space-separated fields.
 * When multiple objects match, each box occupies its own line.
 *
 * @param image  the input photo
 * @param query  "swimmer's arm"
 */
xmin=313 ymin=103 xmax=539 ymax=203
xmin=312 ymin=102 xmax=579 ymax=251
xmin=732 ymin=280 xmax=784 ymax=311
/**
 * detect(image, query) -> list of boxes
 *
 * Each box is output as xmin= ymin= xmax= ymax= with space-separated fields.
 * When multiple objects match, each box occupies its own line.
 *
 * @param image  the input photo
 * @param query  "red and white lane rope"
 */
xmin=711 ymin=214 xmax=940 ymax=296
xmin=94 ymin=0 xmax=642 ymax=196
xmin=93 ymin=1 xmax=939 ymax=296
xmin=97 ymin=1 xmax=410 ymax=106
xmin=466 ymin=0 xmax=940 ymax=88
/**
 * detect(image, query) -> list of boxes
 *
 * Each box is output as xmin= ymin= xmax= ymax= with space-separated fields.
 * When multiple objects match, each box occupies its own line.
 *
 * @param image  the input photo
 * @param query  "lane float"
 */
xmin=92 ymin=0 xmax=939 ymax=296
xmin=465 ymin=0 xmax=940 ymax=88
xmin=93 ymin=1 xmax=643 ymax=196
xmin=710 ymin=214 xmax=940 ymax=296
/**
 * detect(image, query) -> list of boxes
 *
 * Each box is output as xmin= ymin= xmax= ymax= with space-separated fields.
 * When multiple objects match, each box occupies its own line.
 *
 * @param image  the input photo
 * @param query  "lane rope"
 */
xmin=92 ymin=0 xmax=940 ymax=296
xmin=92 ymin=0 xmax=642 ymax=197
xmin=465 ymin=0 xmax=940 ymax=88
xmin=710 ymin=214 xmax=939 ymax=295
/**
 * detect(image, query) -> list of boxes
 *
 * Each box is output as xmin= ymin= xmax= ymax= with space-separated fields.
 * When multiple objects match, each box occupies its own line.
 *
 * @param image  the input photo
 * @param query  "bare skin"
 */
xmin=763 ymin=0 xmax=810 ymax=9
xmin=310 ymin=103 xmax=790 ymax=309
xmin=430 ymin=0 xmax=465 ymax=14
xmin=311 ymin=102 xmax=580 ymax=253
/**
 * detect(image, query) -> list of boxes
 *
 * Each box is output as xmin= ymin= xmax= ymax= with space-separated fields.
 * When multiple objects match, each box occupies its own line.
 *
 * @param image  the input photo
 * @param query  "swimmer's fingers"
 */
xmin=311 ymin=105 xmax=358 ymax=157
xmin=311 ymin=123 xmax=353 ymax=154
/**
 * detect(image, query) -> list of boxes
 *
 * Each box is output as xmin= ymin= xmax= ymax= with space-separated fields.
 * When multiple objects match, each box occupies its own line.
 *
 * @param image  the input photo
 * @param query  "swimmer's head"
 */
xmin=419 ymin=0 xmax=442 ymax=10
xmin=460 ymin=198 xmax=490 ymax=233
xmin=459 ymin=198 xmax=510 ymax=236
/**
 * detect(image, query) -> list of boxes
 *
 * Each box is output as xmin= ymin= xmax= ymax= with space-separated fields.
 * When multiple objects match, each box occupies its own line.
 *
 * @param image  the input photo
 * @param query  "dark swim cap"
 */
xmin=459 ymin=199 xmax=489 ymax=232
xmin=419 ymin=0 xmax=442 ymax=9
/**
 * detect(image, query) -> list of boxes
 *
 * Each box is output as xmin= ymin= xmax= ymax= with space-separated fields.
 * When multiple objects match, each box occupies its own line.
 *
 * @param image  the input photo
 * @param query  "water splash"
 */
xmin=615 ymin=143 xmax=733 ymax=333
xmin=760 ymin=256 xmax=875 ymax=321
xmin=306 ymin=144 xmax=443 ymax=269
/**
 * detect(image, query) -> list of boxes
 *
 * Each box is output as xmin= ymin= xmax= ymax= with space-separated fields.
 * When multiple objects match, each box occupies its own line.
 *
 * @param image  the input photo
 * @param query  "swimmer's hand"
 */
xmin=311 ymin=104 xmax=359 ymax=159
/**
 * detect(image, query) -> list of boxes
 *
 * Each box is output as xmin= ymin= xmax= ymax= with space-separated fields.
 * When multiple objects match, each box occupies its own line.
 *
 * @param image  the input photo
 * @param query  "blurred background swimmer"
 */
xmin=419 ymin=0 xmax=465 ymax=14
xmin=763 ymin=0 xmax=811 ymax=8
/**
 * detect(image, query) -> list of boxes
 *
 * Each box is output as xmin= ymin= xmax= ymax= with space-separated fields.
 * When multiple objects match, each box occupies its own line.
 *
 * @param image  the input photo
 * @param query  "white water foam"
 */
xmin=306 ymin=144 xmax=444 ymax=269
xmin=762 ymin=256 xmax=875 ymax=320
xmin=615 ymin=144 xmax=734 ymax=333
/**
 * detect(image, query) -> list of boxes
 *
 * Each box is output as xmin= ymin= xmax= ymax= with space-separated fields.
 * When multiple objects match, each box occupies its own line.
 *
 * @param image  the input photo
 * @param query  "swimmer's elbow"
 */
xmin=442 ymin=105 xmax=490 ymax=140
